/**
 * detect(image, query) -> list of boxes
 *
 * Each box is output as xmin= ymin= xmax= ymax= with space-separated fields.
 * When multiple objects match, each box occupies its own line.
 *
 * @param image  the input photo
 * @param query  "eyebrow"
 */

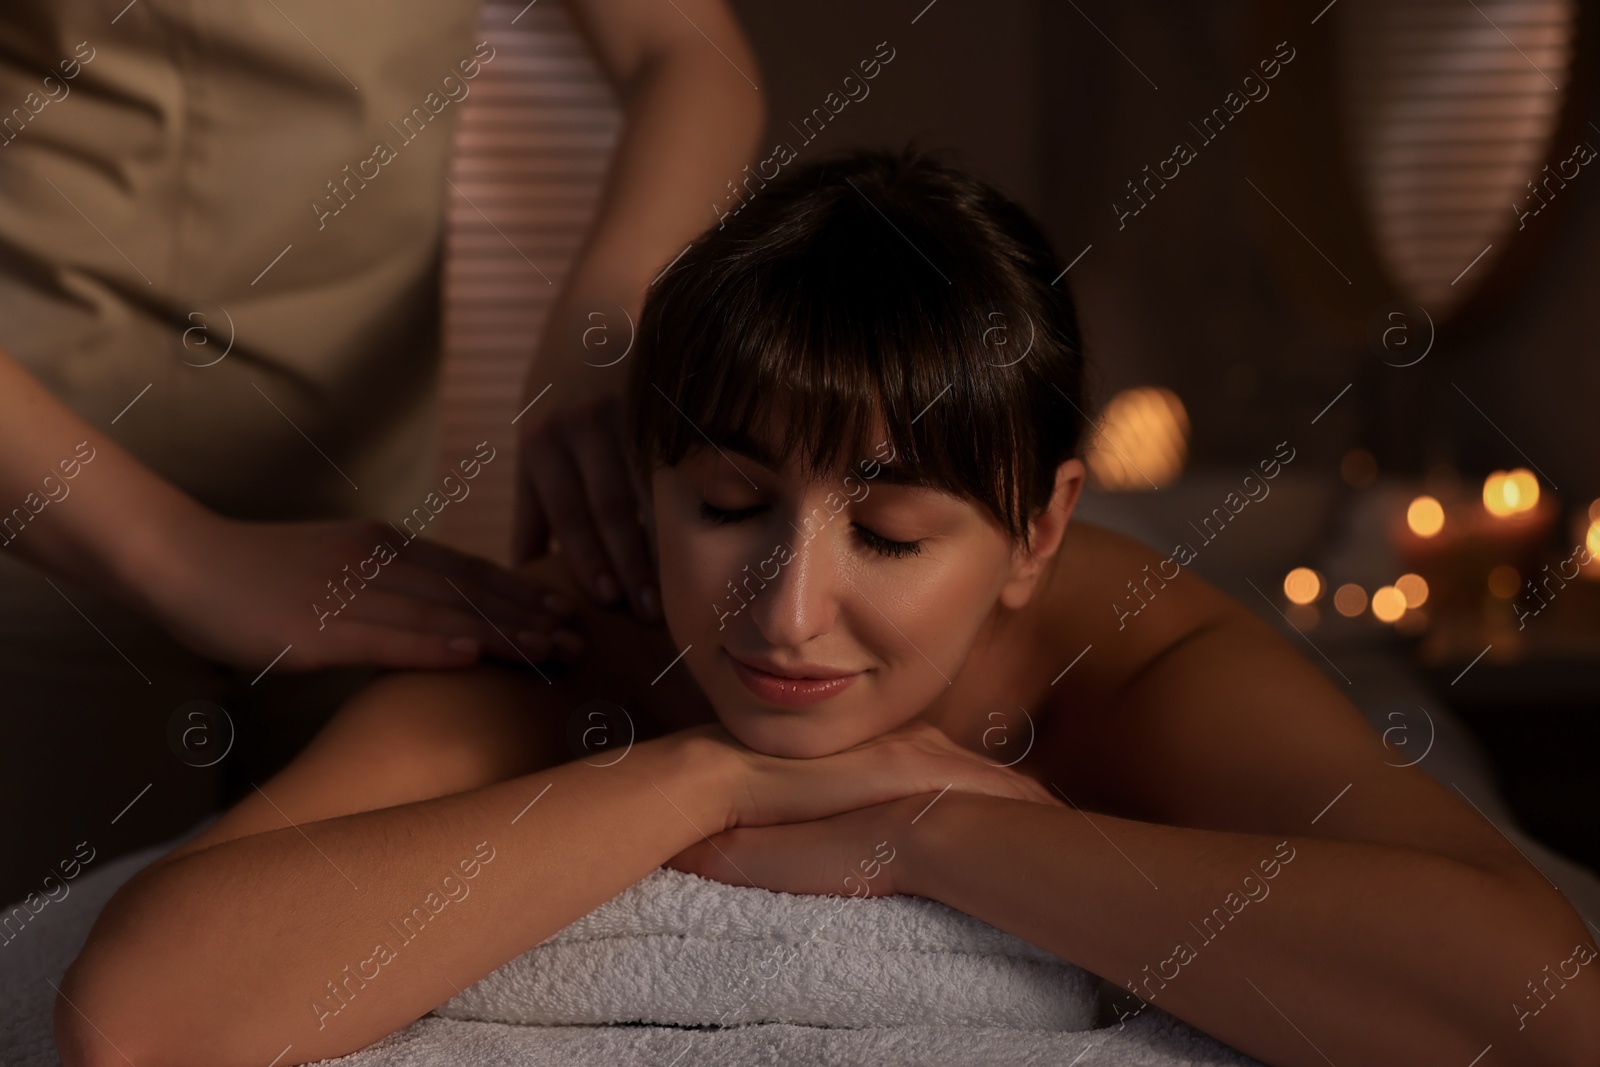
xmin=706 ymin=431 xmax=930 ymax=488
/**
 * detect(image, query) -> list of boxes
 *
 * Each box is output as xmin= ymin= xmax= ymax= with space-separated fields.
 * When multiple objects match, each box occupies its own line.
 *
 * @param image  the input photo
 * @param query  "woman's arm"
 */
xmin=895 ymin=605 xmax=1600 ymax=1067
xmin=55 ymin=651 xmax=1049 ymax=1067
xmin=54 ymin=667 xmax=736 ymax=1067
xmin=900 ymin=795 xmax=1599 ymax=1067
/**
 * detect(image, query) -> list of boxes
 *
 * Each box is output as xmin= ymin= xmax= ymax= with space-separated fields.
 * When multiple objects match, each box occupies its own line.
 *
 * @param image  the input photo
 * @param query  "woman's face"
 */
xmin=648 ymin=414 xmax=1076 ymax=758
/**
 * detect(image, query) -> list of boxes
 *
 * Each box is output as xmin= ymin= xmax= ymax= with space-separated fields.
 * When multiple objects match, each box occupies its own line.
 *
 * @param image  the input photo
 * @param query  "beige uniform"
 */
xmin=0 ymin=0 xmax=490 ymax=903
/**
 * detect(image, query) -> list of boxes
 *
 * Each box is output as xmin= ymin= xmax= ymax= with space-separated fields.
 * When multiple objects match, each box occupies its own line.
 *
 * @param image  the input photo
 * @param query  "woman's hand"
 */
xmin=666 ymin=800 xmax=913 ymax=898
xmin=133 ymin=509 xmax=586 ymax=672
xmin=680 ymin=718 xmax=1063 ymax=832
xmin=665 ymin=722 xmax=1068 ymax=897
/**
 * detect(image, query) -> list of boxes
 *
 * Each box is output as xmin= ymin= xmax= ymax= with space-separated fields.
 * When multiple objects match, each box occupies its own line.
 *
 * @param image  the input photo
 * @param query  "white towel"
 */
xmin=432 ymin=865 xmax=1102 ymax=1031
xmin=3 ymin=830 xmax=1274 ymax=1067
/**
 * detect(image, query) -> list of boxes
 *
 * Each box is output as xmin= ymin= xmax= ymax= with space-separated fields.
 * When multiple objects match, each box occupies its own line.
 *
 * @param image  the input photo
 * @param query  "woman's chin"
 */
xmin=720 ymin=712 xmax=858 ymax=760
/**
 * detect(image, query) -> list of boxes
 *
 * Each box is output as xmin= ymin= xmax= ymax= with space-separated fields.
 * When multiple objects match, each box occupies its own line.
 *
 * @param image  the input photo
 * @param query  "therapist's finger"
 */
xmin=313 ymin=617 xmax=484 ymax=670
xmin=335 ymin=587 xmax=551 ymax=661
xmin=523 ymin=433 xmax=622 ymax=608
xmin=372 ymin=564 xmax=569 ymax=648
xmin=319 ymin=617 xmax=564 ymax=671
xmin=566 ymin=415 xmax=658 ymax=622
xmin=511 ymin=445 xmax=553 ymax=567
xmin=393 ymin=537 xmax=577 ymax=619
xmin=381 ymin=564 xmax=587 ymax=663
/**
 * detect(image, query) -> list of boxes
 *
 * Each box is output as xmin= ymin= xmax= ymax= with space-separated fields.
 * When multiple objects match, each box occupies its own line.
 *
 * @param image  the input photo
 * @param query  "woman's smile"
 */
xmin=723 ymin=647 xmax=868 ymax=707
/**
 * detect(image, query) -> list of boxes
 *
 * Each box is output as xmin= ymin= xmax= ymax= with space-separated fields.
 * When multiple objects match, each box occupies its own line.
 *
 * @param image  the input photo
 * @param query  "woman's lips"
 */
xmin=725 ymin=649 xmax=863 ymax=707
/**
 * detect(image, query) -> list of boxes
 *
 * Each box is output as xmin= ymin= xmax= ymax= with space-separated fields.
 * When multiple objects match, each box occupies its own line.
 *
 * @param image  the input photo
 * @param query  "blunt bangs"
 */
xmin=625 ymin=146 xmax=1089 ymax=551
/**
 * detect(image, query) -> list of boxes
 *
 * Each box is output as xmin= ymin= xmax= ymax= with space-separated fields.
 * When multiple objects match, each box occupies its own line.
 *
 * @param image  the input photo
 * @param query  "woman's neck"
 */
xmin=913 ymin=588 xmax=1044 ymax=753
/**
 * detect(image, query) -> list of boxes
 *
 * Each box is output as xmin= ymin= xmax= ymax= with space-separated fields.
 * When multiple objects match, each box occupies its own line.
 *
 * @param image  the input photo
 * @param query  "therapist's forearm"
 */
xmin=900 ymin=793 xmax=1600 ymax=1067
xmin=0 ymin=344 xmax=205 ymax=601
xmin=536 ymin=46 xmax=765 ymax=356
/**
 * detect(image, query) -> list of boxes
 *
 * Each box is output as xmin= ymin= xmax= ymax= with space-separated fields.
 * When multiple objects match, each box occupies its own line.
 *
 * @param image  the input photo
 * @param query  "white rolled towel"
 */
xmin=433 ymin=866 xmax=1101 ymax=1031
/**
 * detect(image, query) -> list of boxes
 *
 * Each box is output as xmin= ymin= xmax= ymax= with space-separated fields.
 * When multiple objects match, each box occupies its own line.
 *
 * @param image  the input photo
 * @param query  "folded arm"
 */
xmin=54 ymin=665 xmax=734 ymax=1067
xmin=898 ymin=601 xmax=1600 ymax=1067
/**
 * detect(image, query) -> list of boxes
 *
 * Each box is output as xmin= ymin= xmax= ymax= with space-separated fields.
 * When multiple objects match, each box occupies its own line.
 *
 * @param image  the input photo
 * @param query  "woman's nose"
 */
xmin=748 ymin=523 xmax=839 ymax=648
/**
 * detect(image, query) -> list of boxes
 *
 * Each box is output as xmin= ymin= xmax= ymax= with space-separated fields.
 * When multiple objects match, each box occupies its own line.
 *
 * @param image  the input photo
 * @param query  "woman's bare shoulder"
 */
xmin=141 ymin=663 xmax=566 ymax=875
xmin=1035 ymin=518 xmax=1239 ymax=704
xmin=144 ymin=554 xmax=705 ymax=875
xmin=1017 ymin=518 xmax=1243 ymax=802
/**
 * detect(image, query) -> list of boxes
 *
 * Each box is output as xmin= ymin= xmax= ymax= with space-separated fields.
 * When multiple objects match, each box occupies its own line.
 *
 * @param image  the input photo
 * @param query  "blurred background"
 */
xmin=5 ymin=0 xmax=1598 ymax=905
xmin=430 ymin=0 xmax=1600 ymax=878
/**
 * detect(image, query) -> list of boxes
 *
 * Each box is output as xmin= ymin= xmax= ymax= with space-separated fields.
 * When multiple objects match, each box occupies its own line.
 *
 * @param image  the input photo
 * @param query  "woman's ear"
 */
xmin=999 ymin=458 xmax=1085 ymax=610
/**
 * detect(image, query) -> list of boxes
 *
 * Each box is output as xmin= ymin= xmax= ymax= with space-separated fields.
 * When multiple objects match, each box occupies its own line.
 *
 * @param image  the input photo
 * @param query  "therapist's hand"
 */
xmin=136 ymin=510 xmax=587 ymax=673
xmin=505 ymin=0 xmax=763 ymax=625
xmin=511 ymin=305 xmax=661 ymax=624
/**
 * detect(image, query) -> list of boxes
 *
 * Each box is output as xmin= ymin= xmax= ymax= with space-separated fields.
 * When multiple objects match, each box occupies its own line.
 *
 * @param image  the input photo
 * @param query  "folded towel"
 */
xmin=432 ymin=865 xmax=1102 ymax=1031
xmin=4 ymin=835 xmax=1275 ymax=1067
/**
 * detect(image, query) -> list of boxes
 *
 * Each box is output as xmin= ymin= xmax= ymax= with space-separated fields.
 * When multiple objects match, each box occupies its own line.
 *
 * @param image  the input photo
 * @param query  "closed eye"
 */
xmin=697 ymin=502 xmax=924 ymax=559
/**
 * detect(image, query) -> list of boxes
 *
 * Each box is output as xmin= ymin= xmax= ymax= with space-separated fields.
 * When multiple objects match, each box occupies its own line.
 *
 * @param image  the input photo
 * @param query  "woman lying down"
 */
xmin=56 ymin=148 xmax=1600 ymax=1067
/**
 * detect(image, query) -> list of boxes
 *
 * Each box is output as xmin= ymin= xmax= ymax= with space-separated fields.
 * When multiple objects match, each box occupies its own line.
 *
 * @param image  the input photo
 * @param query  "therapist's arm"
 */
xmin=512 ymin=0 xmax=765 ymax=617
xmin=0 ymin=345 xmax=580 ymax=671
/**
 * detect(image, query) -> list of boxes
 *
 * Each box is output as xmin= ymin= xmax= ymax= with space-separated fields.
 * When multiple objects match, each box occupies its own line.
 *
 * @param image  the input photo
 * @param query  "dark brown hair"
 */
xmin=624 ymin=145 xmax=1090 ymax=552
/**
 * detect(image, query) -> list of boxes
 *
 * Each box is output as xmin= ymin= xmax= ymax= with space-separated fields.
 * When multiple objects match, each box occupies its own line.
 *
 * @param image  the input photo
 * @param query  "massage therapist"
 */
xmin=0 ymin=0 xmax=763 ymax=875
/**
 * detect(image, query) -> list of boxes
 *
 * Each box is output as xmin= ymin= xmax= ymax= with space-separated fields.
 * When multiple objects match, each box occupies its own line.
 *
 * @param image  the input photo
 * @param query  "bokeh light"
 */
xmin=1406 ymin=496 xmax=1445 ymax=537
xmin=1371 ymin=585 xmax=1406 ymax=622
xmin=1483 ymin=469 xmax=1539 ymax=517
xmin=1507 ymin=469 xmax=1539 ymax=511
xmin=1283 ymin=567 xmax=1323 ymax=605
xmin=1395 ymin=572 xmax=1429 ymax=607
xmin=1083 ymin=387 xmax=1190 ymax=492
xmin=1333 ymin=583 xmax=1368 ymax=617
xmin=1340 ymin=448 xmax=1377 ymax=488
xmin=1487 ymin=564 xmax=1521 ymax=598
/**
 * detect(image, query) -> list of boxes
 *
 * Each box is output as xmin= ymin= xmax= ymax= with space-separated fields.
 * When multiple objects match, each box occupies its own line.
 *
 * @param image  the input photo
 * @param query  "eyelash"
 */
xmin=697 ymin=502 xmax=924 ymax=559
